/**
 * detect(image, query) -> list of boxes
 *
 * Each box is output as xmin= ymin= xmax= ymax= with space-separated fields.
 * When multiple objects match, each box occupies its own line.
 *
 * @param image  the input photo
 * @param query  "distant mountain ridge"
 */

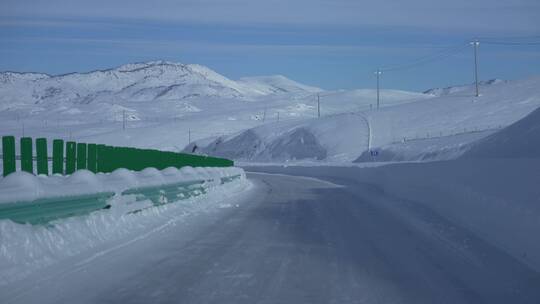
xmin=0 ymin=61 xmax=323 ymax=106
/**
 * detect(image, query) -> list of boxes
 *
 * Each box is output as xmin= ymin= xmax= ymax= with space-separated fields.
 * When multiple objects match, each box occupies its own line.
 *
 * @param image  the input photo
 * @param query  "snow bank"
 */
xmin=354 ymin=129 xmax=496 ymax=163
xmin=462 ymin=106 xmax=540 ymax=158
xmin=0 ymin=167 xmax=250 ymax=285
xmin=0 ymin=166 xmax=245 ymax=204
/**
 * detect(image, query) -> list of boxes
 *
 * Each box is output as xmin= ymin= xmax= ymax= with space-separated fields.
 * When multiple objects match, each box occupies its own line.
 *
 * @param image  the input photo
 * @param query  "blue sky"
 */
xmin=1 ymin=0 xmax=539 ymax=91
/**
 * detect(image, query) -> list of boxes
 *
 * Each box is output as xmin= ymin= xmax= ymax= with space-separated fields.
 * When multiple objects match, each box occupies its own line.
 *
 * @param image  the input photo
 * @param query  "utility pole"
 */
xmin=375 ymin=69 xmax=382 ymax=110
xmin=122 ymin=110 xmax=126 ymax=130
xmin=471 ymin=40 xmax=480 ymax=97
xmin=317 ymin=94 xmax=321 ymax=118
xmin=188 ymin=129 xmax=191 ymax=144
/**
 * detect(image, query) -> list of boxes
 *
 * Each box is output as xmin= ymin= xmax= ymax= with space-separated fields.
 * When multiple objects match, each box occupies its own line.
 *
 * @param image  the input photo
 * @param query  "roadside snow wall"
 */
xmin=0 ymin=166 xmax=250 ymax=285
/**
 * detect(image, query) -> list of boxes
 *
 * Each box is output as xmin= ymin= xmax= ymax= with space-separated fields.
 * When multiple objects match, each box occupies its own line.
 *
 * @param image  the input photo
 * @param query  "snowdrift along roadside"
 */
xmin=0 ymin=166 xmax=245 ymax=204
xmin=0 ymin=166 xmax=251 ymax=285
xmin=185 ymin=113 xmax=369 ymax=162
xmin=461 ymin=106 xmax=540 ymax=159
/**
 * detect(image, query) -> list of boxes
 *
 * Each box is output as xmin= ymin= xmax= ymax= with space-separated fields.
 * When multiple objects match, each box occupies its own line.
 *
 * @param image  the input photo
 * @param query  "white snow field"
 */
xmin=0 ymin=167 xmax=250 ymax=285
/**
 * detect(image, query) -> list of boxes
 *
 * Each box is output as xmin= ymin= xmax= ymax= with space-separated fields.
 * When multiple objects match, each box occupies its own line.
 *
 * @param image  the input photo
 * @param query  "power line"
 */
xmin=361 ymin=35 xmax=538 ymax=108
xmin=376 ymin=36 xmax=539 ymax=74
xmin=379 ymin=43 xmax=469 ymax=72
xmin=479 ymin=41 xmax=540 ymax=45
xmin=475 ymin=35 xmax=540 ymax=40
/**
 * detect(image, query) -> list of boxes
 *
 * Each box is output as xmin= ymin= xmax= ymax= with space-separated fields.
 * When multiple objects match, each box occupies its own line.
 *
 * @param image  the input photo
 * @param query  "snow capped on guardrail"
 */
xmin=0 ymin=166 xmax=245 ymax=204
xmin=0 ymin=166 xmax=250 ymax=285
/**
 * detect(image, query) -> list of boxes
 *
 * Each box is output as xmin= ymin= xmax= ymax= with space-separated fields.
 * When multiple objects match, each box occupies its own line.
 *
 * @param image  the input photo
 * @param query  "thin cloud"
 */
xmin=0 ymin=35 xmax=467 ymax=57
xmin=1 ymin=0 xmax=539 ymax=33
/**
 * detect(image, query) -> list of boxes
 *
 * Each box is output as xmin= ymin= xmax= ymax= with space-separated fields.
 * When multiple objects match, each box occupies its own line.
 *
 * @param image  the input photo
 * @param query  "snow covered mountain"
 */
xmin=0 ymin=61 xmax=322 ymax=108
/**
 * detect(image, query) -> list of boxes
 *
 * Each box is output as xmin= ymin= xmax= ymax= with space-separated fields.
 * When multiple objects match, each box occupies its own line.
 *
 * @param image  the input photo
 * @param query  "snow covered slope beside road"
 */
xmin=193 ymin=77 xmax=540 ymax=163
xmin=462 ymin=106 xmax=540 ymax=158
xmin=366 ymin=76 xmax=540 ymax=148
xmin=354 ymin=129 xmax=498 ymax=163
xmin=185 ymin=113 xmax=369 ymax=162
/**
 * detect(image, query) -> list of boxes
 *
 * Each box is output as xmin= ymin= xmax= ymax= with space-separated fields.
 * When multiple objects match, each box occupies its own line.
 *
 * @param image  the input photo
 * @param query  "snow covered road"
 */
xmin=2 ymin=169 xmax=539 ymax=303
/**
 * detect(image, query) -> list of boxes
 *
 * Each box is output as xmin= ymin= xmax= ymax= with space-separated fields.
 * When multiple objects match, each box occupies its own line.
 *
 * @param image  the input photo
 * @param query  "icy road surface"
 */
xmin=2 ymin=169 xmax=539 ymax=304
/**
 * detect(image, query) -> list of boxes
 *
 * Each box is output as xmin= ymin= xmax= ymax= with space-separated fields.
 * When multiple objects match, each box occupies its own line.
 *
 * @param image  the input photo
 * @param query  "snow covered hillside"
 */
xmin=184 ymin=113 xmax=369 ymax=162
xmin=2 ymin=61 xmax=539 ymax=164
xmin=351 ymin=77 xmax=540 ymax=162
xmin=366 ymin=77 xmax=540 ymax=148
xmin=0 ymin=61 xmax=426 ymax=152
xmin=191 ymin=77 xmax=540 ymax=163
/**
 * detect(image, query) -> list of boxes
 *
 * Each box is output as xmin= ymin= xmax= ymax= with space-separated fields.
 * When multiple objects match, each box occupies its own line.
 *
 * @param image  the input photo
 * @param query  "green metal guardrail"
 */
xmin=122 ymin=180 xmax=207 ymax=208
xmin=0 ymin=175 xmax=242 ymax=225
xmin=0 ymin=192 xmax=115 ymax=225
xmin=1 ymin=135 xmax=234 ymax=177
